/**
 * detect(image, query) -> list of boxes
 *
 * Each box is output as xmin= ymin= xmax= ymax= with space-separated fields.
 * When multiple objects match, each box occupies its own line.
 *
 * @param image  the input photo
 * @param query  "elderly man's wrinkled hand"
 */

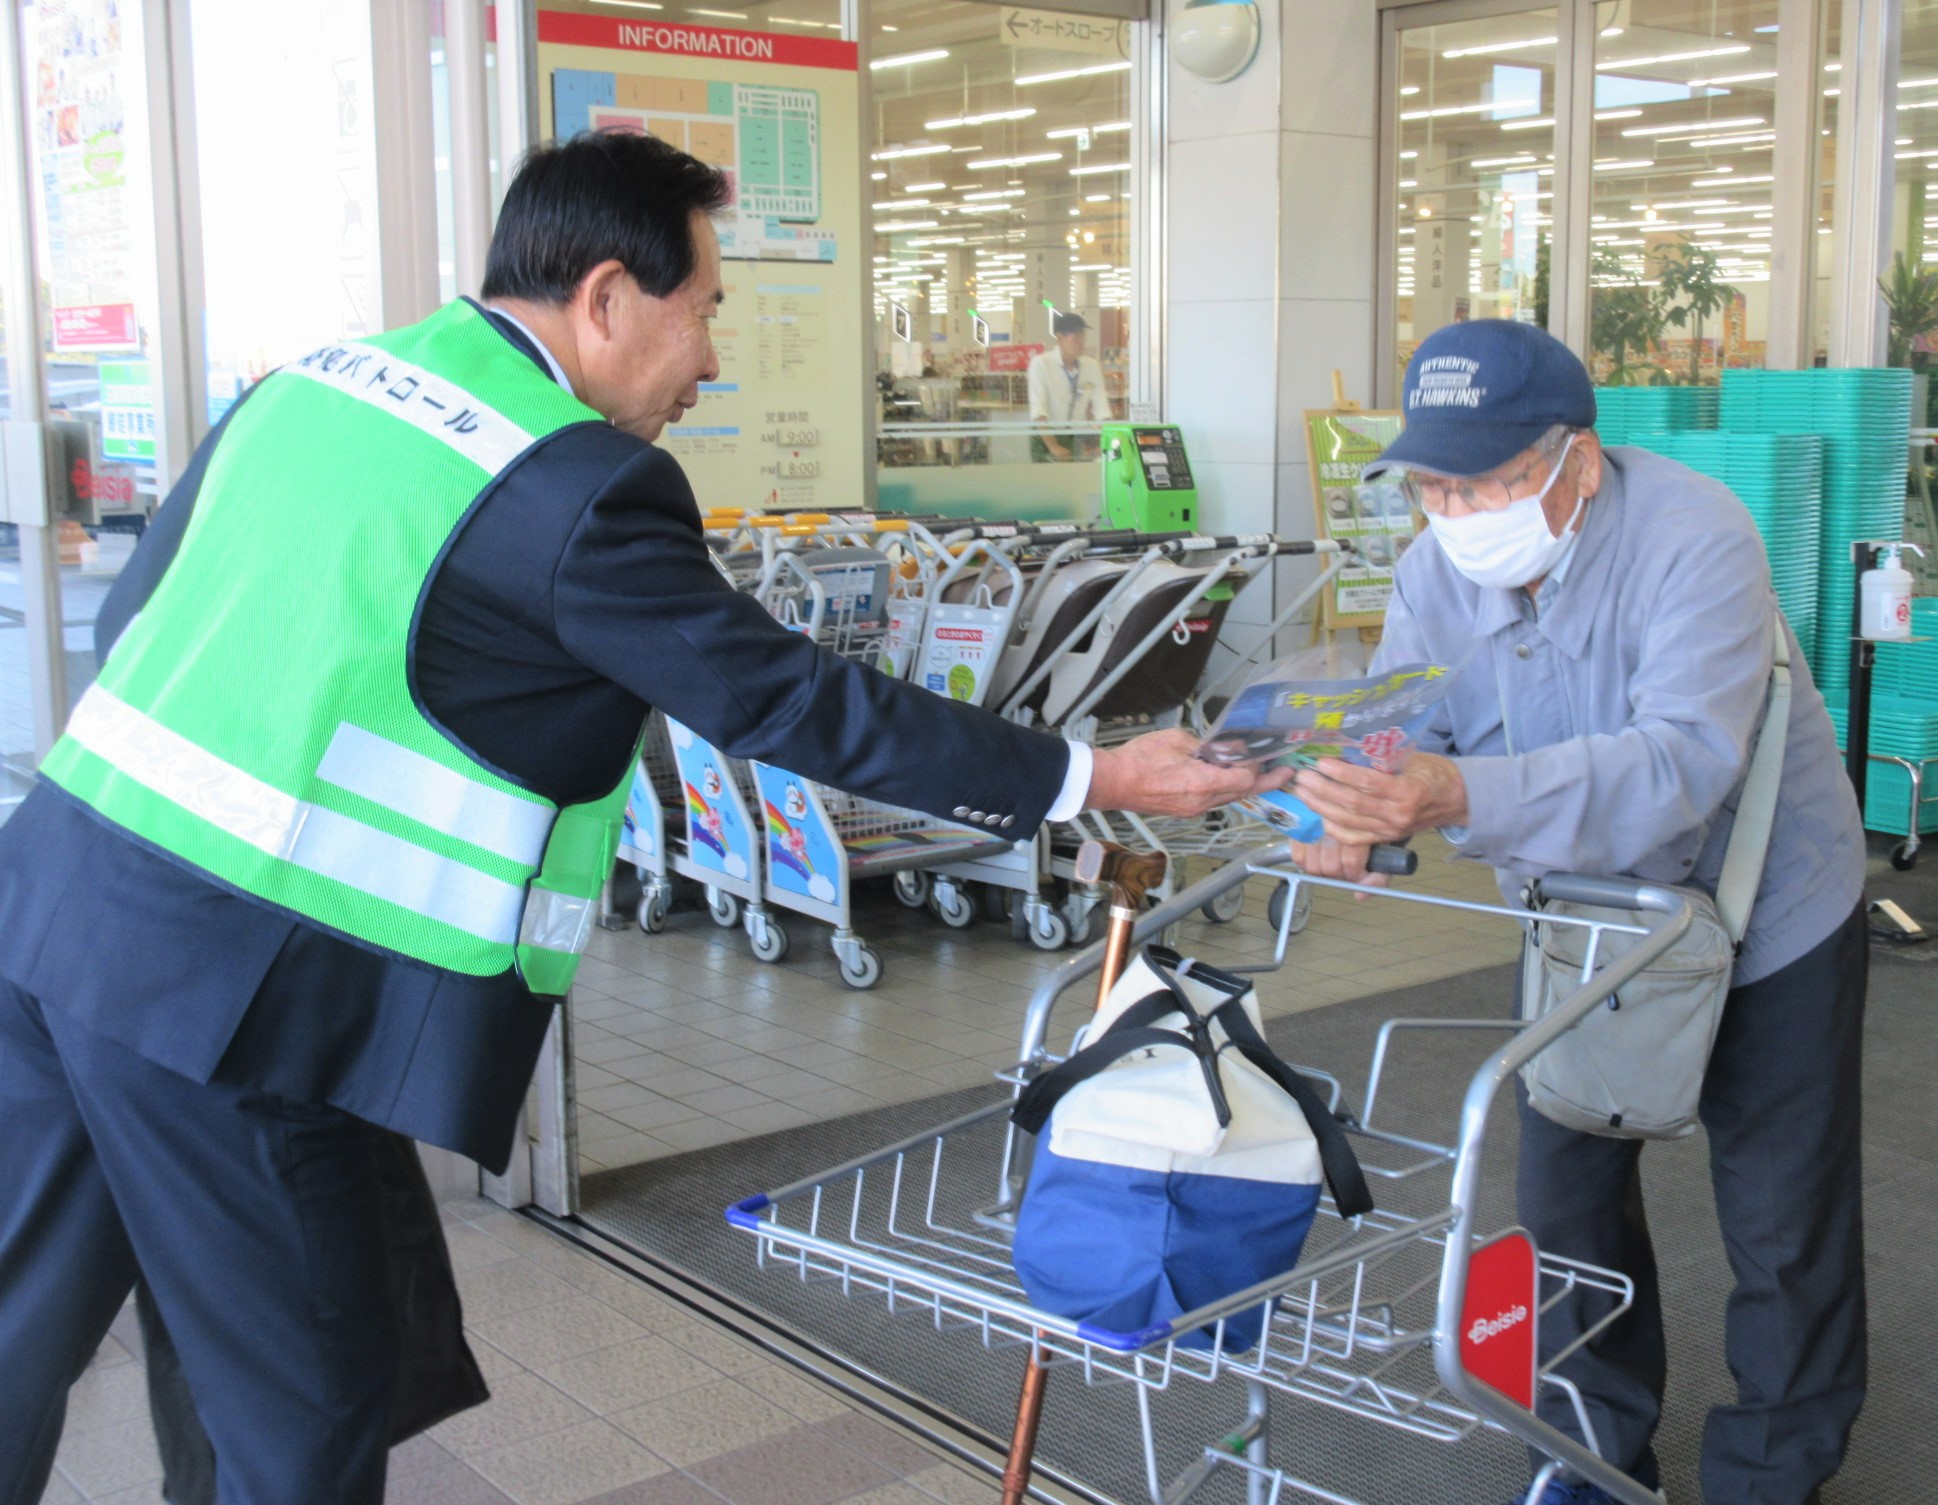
xmin=1084 ymin=728 xmax=1295 ymax=818
xmin=1291 ymin=751 xmax=1469 ymax=847
xmin=1285 ymin=837 xmax=1388 ymax=895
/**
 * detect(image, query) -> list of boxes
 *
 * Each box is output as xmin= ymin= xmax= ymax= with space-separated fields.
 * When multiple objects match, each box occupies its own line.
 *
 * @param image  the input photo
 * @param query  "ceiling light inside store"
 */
xmin=687 ymin=9 xmax=747 ymax=19
xmin=871 ymin=171 xmax=886 ymax=180
xmin=904 ymin=181 xmax=945 ymax=192
xmin=967 ymin=152 xmax=1062 ymax=168
xmin=1622 ymin=116 xmax=1763 ymax=136
xmin=1072 ymin=263 xmax=1115 ymax=271
xmin=874 ymin=220 xmax=939 ymax=232
xmin=873 ymin=198 xmax=931 ymax=210
xmin=871 ymin=49 xmax=948 ymax=69
xmin=1069 ymin=163 xmax=1131 ymax=175
xmin=1470 ymin=154 xmax=1538 ymax=168
xmin=960 ymin=188 xmax=1024 ymax=200
xmin=1597 ymin=44 xmax=1748 ymax=70
xmin=595 ymin=1 xmax=664 ymax=11
xmin=1085 ymin=193 xmax=1114 ymax=202
xmin=1016 ymin=60 xmax=1130 ymax=86
xmin=1441 ymin=35 xmax=1556 ymax=59
xmin=1500 ymin=117 xmax=1556 ymax=132
xmin=872 ymin=144 xmax=952 ymax=160
xmin=1400 ymin=86 xmax=1419 ymax=96
xmin=1403 ymin=99 xmax=1541 ymax=121
xmin=925 ymin=108 xmax=1035 ymax=129
xmin=1592 ymin=159 xmax=1654 ymax=172
xmin=1595 ymin=109 xmax=1643 ymax=121
xmin=1686 ymin=71 xmax=1777 ymax=86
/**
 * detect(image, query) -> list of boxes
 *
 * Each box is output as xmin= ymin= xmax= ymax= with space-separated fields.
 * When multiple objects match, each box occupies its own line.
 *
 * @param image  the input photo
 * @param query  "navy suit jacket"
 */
xmin=0 ymin=306 xmax=1069 ymax=1169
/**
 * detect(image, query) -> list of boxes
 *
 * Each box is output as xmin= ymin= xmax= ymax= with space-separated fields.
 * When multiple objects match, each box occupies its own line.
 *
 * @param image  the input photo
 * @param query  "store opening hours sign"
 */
xmin=1458 ymin=1229 xmax=1539 ymax=1410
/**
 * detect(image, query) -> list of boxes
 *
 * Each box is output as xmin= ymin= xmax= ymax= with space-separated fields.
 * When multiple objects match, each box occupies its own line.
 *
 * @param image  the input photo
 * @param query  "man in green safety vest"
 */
xmin=0 ymin=131 xmax=1285 ymax=1501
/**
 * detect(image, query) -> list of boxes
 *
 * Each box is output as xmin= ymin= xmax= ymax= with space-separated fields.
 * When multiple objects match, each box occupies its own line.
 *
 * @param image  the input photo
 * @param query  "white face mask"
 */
xmin=1425 ymin=437 xmax=1585 ymax=590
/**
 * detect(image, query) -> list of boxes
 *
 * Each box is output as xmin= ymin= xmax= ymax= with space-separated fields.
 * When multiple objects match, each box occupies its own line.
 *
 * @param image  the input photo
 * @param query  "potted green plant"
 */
xmin=1658 ymin=243 xmax=1736 ymax=386
xmin=1591 ymin=247 xmax=1667 ymax=386
xmin=1881 ymin=252 xmax=1938 ymax=424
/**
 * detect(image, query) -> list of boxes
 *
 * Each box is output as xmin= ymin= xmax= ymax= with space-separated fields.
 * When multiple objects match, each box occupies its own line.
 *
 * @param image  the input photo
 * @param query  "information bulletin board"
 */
xmin=1303 ymin=409 xmax=1413 ymax=632
xmin=537 ymin=12 xmax=865 ymax=513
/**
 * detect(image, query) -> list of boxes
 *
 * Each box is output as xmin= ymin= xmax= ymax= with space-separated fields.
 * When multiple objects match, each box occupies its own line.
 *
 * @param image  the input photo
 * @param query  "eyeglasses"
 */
xmin=1392 ymin=429 xmax=1574 ymax=516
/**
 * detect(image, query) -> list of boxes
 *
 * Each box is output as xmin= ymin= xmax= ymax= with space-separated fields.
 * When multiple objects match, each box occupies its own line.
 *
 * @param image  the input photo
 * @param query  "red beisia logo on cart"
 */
xmin=1459 ymin=1230 xmax=1539 ymax=1409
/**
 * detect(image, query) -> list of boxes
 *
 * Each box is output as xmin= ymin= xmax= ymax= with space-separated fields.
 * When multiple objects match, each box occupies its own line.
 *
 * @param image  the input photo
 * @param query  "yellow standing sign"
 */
xmin=1303 ymin=374 xmax=1414 ymax=634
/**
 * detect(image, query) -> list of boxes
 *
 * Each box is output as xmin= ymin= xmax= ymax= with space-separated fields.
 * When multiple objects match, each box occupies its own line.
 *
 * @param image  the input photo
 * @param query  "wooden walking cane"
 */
xmin=999 ymin=840 xmax=1168 ymax=1505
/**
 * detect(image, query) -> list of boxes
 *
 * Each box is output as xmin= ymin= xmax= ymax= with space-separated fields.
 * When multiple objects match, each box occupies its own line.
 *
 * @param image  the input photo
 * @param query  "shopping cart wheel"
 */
xmin=1267 ymin=881 xmax=1313 ymax=937
xmin=749 ymin=917 xmax=790 ymax=964
xmin=931 ymin=881 xmax=977 ymax=929
xmin=839 ymin=945 xmax=883 ymax=990
xmin=1027 ymin=906 xmax=1070 ymax=952
xmin=1891 ymin=840 xmax=1919 ymax=871
xmin=637 ymin=889 xmax=669 ymax=935
xmin=707 ymin=887 xmax=742 ymax=929
xmin=1200 ymin=881 xmax=1247 ymax=924
xmin=893 ymin=870 xmax=932 ymax=909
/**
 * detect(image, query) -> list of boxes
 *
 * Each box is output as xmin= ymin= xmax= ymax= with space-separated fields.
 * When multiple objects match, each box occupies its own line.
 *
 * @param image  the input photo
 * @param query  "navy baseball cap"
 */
xmin=1365 ymin=320 xmax=1596 ymax=479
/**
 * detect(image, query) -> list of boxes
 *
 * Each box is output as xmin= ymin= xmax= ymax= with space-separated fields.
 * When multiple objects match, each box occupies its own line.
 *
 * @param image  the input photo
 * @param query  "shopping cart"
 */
xmin=726 ymin=844 xmax=1687 ymax=1505
xmin=749 ymin=550 xmax=1017 ymax=987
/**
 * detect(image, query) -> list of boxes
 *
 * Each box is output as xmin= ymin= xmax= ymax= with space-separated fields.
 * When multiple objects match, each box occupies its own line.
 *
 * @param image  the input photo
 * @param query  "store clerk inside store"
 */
xmin=1027 ymin=310 xmax=1114 ymax=461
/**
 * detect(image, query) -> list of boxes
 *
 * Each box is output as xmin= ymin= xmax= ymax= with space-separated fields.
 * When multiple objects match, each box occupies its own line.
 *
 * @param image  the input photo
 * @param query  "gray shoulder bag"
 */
xmin=1517 ymin=617 xmax=1790 ymax=1139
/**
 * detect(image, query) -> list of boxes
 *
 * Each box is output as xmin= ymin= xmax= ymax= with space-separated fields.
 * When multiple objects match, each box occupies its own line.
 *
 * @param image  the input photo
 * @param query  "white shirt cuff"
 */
xmin=1045 ymin=740 xmax=1094 ymax=823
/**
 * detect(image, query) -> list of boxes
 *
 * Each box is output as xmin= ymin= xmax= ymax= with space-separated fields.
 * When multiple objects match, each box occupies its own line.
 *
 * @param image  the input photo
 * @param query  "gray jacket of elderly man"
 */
xmin=1370 ymin=442 xmax=1864 ymax=982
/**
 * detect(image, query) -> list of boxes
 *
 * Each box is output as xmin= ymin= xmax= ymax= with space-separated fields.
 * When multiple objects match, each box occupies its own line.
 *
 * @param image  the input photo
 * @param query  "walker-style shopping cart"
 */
xmin=726 ymin=845 xmax=1686 ymax=1505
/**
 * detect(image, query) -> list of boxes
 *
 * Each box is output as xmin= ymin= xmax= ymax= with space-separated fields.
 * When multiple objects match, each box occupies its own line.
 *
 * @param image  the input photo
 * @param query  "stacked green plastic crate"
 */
xmin=1719 ymin=368 xmax=1912 ymax=700
xmin=1828 ymin=599 xmax=1938 ymax=836
xmin=1618 ymin=431 xmax=1823 ymax=665
xmin=1592 ymin=386 xmax=1719 ymax=446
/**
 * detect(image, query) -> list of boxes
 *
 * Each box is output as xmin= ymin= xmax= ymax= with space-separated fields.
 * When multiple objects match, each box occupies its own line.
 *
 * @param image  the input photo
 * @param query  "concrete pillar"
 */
xmin=1163 ymin=0 xmax=1379 ymax=644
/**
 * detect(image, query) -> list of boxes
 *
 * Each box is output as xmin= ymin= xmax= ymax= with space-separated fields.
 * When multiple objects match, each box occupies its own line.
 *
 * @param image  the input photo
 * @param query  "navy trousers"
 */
xmin=0 ymin=979 xmax=396 ymax=1505
xmin=1517 ymin=901 xmax=1869 ymax=1505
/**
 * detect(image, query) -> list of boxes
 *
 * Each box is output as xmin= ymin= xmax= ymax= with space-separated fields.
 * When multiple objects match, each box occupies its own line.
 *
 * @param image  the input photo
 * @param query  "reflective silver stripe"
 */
xmin=65 ymin=686 xmax=525 ymax=946
xmin=518 ymin=886 xmax=597 ymax=956
xmin=318 ymin=722 xmax=552 ymax=867
xmin=286 ymin=805 xmax=525 ymax=944
xmin=282 ymin=341 xmax=533 ymax=475
xmin=65 ymin=685 xmax=302 ymax=856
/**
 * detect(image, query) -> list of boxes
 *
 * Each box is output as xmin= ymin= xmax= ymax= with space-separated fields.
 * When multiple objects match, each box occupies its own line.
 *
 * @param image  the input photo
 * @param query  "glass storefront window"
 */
xmin=191 ymin=0 xmax=382 ymax=417
xmin=869 ymin=0 xmax=1133 ymax=481
xmin=1586 ymin=0 xmax=1778 ymax=386
xmin=1391 ymin=10 xmax=1559 ymax=389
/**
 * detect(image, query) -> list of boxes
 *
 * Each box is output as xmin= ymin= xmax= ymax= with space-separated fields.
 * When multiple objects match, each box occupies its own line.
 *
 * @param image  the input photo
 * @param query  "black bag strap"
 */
xmin=1010 ymin=988 xmax=1231 ymax=1135
xmin=1010 ymin=951 xmax=1375 ymax=1220
xmin=1207 ymin=999 xmax=1374 ymax=1218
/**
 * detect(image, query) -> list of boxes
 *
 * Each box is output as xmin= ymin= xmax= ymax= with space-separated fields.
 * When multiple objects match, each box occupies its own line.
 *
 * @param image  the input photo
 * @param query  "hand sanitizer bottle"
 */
xmin=1860 ymin=543 xmax=1926 ymax=641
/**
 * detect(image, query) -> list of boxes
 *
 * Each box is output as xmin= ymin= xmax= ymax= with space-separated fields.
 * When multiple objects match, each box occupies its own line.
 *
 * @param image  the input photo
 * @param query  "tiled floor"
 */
xmin=46 ymin=1197 xmax=1013 ymax=1505
xmin=568 ymin=835 xmax=1521 ymax=1174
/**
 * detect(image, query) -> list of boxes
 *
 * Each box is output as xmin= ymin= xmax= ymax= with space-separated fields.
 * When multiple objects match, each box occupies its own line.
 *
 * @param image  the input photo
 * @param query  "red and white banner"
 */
xmin=52 ymin=303 xmax=139 ymax=352
xmin=1458 ymin=1229 xmax=1540 ymax=1410
xmin=538 ymin=11 xmax=858 ymax=71
xmin=988 ymin=343 xmax=1042 ymax=373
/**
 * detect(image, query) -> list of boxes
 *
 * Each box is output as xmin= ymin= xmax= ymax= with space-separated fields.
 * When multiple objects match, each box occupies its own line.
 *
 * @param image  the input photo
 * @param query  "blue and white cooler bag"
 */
xmin=1010 ymin=946 xmax=1372 ymax=1352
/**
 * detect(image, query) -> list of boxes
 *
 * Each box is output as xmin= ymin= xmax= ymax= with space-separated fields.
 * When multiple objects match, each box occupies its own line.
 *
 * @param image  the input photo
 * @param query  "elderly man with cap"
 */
xmin=1290 ymin=320 xmax=1868 ymax=1505
xmin=1027 ymin=310 xmax=1114 ymax=461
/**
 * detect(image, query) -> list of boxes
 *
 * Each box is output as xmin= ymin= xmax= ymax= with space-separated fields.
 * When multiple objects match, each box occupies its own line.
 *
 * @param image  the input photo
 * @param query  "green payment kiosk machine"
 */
xmin=1100 ymin=423 xmax=1199 ymax=532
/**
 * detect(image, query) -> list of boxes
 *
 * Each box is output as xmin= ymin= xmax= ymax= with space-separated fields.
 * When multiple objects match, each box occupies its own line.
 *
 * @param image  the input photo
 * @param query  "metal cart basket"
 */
xmin=727 ymin=845 xmax=1689 ymax=1505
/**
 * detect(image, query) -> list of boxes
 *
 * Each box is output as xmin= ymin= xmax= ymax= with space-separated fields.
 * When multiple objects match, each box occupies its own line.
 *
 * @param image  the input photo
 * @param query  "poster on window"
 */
xmin=1304 ymin=410 xmax=1417 ymax=631
xmin=33 ymin=0 xmax=141 ymax=354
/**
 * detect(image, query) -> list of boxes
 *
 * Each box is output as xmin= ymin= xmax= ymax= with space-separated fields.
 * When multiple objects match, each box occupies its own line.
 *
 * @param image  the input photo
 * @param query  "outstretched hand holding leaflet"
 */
xmin=1194 ymin=656 xmax=1457 ymax=883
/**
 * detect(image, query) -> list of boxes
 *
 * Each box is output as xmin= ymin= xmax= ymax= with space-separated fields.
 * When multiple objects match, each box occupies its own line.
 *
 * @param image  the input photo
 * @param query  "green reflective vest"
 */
xmin=43 ymin=300 xmax=630 ymax=995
